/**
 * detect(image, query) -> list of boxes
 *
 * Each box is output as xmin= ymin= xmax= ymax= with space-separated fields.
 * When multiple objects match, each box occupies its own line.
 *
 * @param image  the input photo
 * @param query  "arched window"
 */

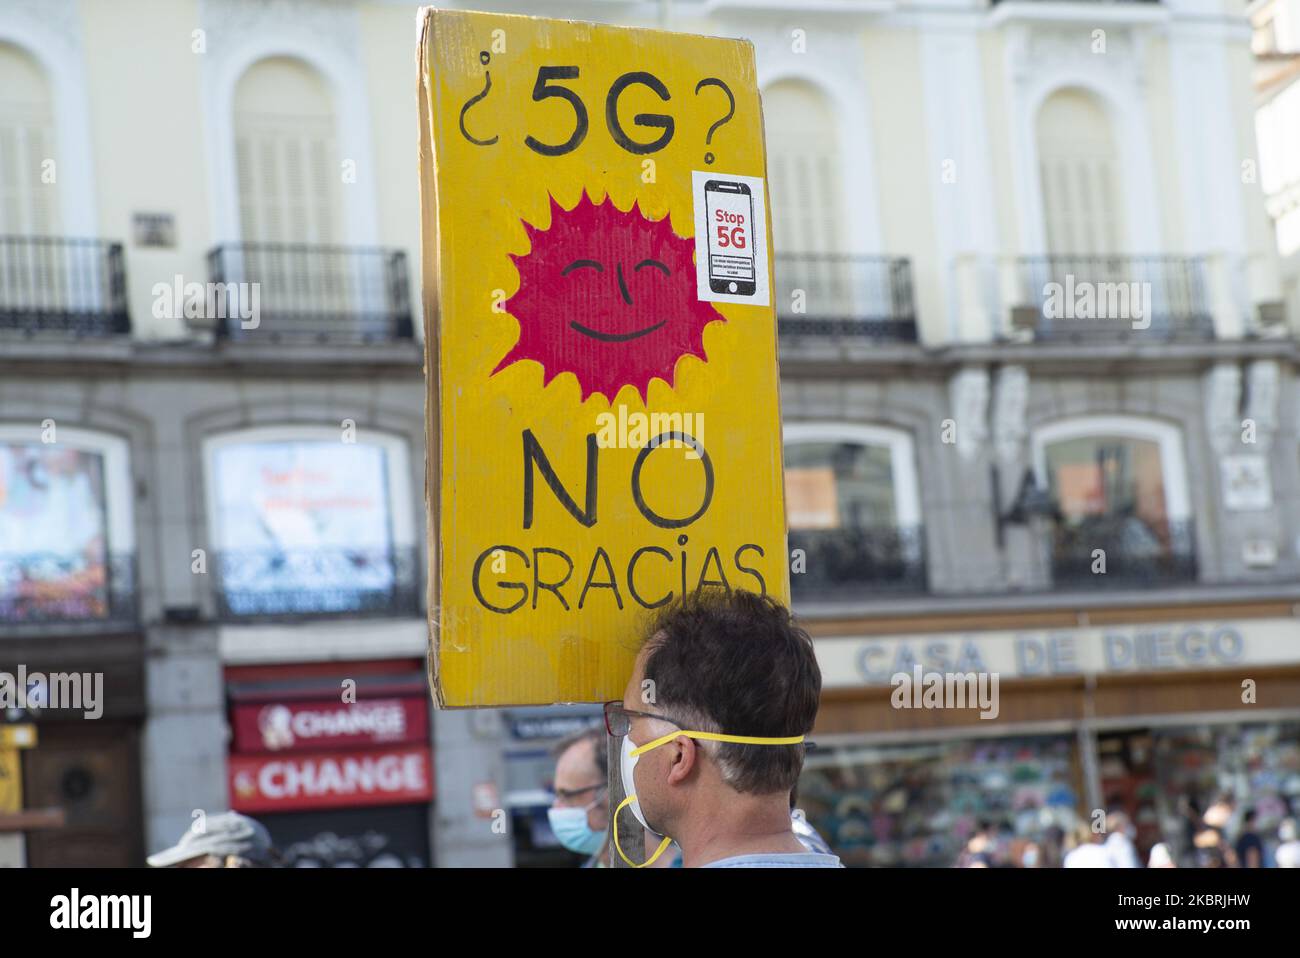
xmin=202 ymin=426 xmax=416 ymax=619
xmin=764 ymin=79 xmax=883 ymax=331
xmin=0 ymin=41 xmax=58 ymax=236
xmin=783 ymin=423 xmax=924 ymax=595
xmin=762 ymin=80 xmax=845 ymax=255
xmin=1032 ymin=416 xmax=1195 ymax=585
xmin=0 ymin=425 xmax=134 ymax=624
xmin=233 ymin=56 xmax=341 ymax=245
xmin=1036 ymin=89 xmax=1123 ymax=256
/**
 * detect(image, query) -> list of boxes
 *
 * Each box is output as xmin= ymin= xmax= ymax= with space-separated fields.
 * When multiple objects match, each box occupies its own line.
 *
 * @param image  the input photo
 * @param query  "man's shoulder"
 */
xmin=702 ymin=852 xmax=843 ymax=869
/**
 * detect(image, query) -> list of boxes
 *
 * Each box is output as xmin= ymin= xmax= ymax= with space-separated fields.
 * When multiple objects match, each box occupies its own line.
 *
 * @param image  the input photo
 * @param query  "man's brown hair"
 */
xmin=639 ymin=588 xmax=821 ymax=795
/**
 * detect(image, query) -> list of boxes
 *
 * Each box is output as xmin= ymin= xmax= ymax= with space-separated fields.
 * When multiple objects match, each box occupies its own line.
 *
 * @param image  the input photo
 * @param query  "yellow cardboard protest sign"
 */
xmin=419 ymin=9 xmax=788 ymax=707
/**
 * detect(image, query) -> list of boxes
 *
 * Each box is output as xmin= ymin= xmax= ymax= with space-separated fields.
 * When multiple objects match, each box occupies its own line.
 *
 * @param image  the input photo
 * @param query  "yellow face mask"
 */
xmin=614 ymin=728 xmax=806 ymax=868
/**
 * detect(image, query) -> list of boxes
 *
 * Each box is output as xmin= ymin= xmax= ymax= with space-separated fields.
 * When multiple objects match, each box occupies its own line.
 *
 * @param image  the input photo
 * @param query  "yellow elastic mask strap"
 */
xmin=613 ymin=794 xmax=673 ymax=868
xmin=630 ymin=729 xmax=805 ymax=757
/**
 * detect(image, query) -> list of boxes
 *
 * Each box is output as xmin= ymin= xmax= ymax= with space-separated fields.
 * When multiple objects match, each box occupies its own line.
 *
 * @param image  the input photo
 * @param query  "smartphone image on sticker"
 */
xmin=704 ymin=180 xmax=757 ymax=296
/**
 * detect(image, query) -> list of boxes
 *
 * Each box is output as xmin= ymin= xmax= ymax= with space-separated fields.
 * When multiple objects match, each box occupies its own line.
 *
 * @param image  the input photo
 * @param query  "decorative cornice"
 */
xmin=197 ymin=0 xmax=362 ymax=69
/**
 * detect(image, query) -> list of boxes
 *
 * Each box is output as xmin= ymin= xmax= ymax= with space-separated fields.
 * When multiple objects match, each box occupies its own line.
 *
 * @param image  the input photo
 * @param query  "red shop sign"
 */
xmin=231 ymin=697 xmax=428 ymax=754
xmin=229 ymin=745 xmax=434 ymax=813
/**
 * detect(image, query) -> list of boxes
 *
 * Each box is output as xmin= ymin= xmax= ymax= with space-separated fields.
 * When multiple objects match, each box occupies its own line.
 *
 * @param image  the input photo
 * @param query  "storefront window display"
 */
xmin=269 ymin=804 xmax=430 ymax=868
xmin=1148 ymin=721 xmax=1300 ymax=868
xmin=798 ymin=735 xmax=1083 ymax=867
xmin=0 ymin=443 xmax=110 ymax=622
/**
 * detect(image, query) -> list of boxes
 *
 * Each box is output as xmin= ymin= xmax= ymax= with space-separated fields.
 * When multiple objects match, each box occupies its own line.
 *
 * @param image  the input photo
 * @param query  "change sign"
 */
xmin=419 ymin=9 xmax=788 ymax=707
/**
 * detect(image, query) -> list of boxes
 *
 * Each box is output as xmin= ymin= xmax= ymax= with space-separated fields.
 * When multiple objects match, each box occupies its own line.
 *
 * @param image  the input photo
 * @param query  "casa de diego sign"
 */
xmin=815 ymin=618 xmax=1300 ymax=689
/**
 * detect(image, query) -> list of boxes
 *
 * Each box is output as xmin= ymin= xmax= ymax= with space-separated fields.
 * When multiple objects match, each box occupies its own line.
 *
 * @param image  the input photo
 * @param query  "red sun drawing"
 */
xmin=493 ymin=192 xmax=724 ymax=403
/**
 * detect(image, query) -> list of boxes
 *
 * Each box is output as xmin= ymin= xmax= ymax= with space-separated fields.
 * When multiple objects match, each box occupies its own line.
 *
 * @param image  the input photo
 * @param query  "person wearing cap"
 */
xmin=607 ymin=588 xmax=840 ymax=868
xmin=147 ymin=811 xmax=277 ymax=868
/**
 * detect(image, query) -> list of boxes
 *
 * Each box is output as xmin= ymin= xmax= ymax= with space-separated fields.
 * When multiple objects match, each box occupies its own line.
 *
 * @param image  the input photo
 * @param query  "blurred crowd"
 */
xmin=956 ymin=797 xmax=1300 ymax=868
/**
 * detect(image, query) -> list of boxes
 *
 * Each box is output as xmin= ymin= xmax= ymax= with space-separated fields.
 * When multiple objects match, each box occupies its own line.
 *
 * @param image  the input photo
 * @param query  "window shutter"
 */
xmin=233 ymin=58 xmax=340 ymax=246
xmin=1037 ymin=90 xmax=1124 ymax=256
xmin=0 ymin=43 xmax=59 ymax=237
xmin=763 ymin=81 xmax=845 ymax=255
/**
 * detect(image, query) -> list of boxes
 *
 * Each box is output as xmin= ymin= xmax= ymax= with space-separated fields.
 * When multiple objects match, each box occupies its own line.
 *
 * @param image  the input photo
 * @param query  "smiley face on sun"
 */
xmin=492 ymin=192 xmax=724 ymax=403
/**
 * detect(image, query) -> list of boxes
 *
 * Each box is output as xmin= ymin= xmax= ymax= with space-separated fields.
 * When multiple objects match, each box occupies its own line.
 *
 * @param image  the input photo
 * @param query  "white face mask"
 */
xmin=614 ymin=732 xmax=674 ymax=868
xmin=619 ymin=733 xmax=662 ymax=835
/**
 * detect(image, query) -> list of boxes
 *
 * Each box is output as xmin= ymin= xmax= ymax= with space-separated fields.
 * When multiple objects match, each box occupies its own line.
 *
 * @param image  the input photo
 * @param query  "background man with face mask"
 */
xmin=548 ymin=726 xmax=610 ymax=867
xmin=606 ymin=589 xmax=842 ymax=868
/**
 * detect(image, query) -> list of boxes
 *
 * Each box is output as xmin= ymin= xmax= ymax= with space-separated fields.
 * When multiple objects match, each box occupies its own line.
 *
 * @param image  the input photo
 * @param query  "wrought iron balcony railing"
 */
xmin=0 ymin=552 xmax=138 ymax=629
xmin=1008 ymin=255 xmax=1213 ymax=342
xmin=0 ymin=237 xmax=130 ymax=336
xmin=1050 ymin=516 xmax=1197 ymax=589
xmin=775 ymin=254 xmax=918 ymax=343
xmin=207 ymin=243 xmax=414 ymax=343
xmin=789 ymin=525 xmax=927 ymax=599
xmin=214 ymin=546 xmax=420 ymax=621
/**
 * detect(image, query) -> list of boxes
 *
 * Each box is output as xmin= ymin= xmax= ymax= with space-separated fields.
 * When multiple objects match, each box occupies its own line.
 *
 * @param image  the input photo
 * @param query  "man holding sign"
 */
xmin=607 ymin=589 xmax=840 ymax=868
xmin=419 ymin=9 xmax=789 ymax=709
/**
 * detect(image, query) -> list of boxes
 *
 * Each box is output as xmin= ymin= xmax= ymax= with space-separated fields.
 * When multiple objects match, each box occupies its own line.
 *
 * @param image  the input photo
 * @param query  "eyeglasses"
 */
xmin=603 ymin=701 xmax=685 ymax=738
xmin=552 ymin=782 xmax=605 ymax=803
xmin=603 ymin=701 xmax=811 ymax=753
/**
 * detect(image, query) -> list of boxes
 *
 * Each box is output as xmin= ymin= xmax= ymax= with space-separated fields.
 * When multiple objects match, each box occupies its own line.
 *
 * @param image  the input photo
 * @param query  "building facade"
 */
xmin=1 ymin=0 xmax=1296 ymax=867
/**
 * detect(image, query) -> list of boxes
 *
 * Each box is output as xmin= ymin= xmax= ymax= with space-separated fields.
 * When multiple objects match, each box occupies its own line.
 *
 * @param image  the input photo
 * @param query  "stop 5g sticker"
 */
xmin=691 ymin=170 xmax=770 ymax=307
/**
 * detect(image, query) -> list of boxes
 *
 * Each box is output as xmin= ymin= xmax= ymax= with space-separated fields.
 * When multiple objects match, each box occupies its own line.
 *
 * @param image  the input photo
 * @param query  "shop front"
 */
xmin=0 ymin=632 xmax=146 ymax=867
xmin=225 ymin=659 xmax=434 ymax=867
xmin=803 ymin=605 xmax=1300 ymax=867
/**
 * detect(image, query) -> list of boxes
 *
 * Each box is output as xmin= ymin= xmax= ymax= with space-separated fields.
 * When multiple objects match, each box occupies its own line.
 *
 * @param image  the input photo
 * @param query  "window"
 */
xmin=786 ymin=442 xmax=897 ymax=531
xmin=0 ymin=42 xmax=58 ymax=236
xmin=1034 ymin=417 xmax=1195 ymax=585
xmin=1036 ymin=89 xmax=1123 ymax=257
xmin=784 ymin=424 xmax=924 ymax=595
xmin=0 ymin=426 xmax=134 ymax=624
xmin=763 ymin=80 xmax=845 ymax=255
xmin=1045 ymin=435 xmax=1168 ymax=528
xmin=225 ymin=57 xmax=396 ymax=335
xmin=234 ymin=56 xmax=341 ymax=245
xmin=1257 ymin=80 xmax=1300 ymax=256
xmin=204 ymin=427 xmax=416 ymax=619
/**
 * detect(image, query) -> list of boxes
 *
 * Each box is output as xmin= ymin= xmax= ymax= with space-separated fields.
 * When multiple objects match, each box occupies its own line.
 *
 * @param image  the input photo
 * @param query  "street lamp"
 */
xmin=993 ymin=465 xmax=1059 ymax=549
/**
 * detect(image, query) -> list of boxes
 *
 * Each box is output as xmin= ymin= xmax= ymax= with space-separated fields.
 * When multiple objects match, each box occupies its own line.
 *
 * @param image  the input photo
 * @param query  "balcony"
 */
xmin=1049 ymin=516 xmax=1197 ymax=589
xmin=207 ymin=243 xmax=414 ymax=344
xmin=0 ymin=237 xmax=129 ymax=337
xmin=213 ymin=546 xmax=420 ymax=621
xmin=789 ymin=526 xmax=927 ymax=600
xmin=775 ymin=254 xmax=917 ymax=345
xmin=0 ymin=552 xmax=138 ymax=631
xmin=1005 ymin=256 xmax=1214 ymax=343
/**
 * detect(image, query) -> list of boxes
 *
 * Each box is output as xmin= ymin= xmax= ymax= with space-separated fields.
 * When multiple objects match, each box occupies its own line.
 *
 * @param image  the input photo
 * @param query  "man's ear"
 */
xmin=665 ymin=735 xmax=698 ymax=785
